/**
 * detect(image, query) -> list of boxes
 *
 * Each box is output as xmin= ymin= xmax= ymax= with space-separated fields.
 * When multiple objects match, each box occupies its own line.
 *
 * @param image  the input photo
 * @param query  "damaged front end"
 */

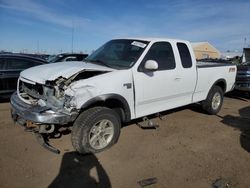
xmin=10 ymin=70 xmax=107 ymax=153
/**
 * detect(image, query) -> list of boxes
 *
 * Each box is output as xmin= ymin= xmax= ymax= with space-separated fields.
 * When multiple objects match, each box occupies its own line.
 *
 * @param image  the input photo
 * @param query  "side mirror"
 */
xmin=144 ymin=60 xmax=158 ymax=71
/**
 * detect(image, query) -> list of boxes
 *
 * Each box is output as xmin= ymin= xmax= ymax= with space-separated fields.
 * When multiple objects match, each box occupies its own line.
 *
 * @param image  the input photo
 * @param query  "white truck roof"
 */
xmin=114 ymin=37 xmax=190 ymax=44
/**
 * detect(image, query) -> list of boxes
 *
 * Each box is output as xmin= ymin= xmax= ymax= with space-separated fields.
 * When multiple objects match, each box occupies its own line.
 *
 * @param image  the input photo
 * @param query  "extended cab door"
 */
xmin=133 ymin=41 xmax=196 ymax=118
xmin=174 ymin=42 xmax=197 ymax=104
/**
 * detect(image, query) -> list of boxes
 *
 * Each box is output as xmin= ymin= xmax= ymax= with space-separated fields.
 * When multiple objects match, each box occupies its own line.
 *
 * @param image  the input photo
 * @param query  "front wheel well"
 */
xmin=80 ymin=95 xmax=131 ymax=123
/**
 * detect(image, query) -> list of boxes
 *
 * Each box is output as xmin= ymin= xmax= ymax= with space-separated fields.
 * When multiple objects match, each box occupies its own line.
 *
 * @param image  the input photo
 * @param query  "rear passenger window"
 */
xmin=139 ymin=42 xmax=176 ymax=71
xmin=0 ymin=58 xmax=6 ymax=69
xmin=177 ymin=43 xmax=192 ymax=68
xmin=6 ymin=58 xmax=33 ymax=70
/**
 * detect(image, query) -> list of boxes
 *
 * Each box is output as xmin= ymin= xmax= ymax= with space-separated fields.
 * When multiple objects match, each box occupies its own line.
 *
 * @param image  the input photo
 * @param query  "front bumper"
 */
xmin=10 ymin=92 xmax=78 ymax=125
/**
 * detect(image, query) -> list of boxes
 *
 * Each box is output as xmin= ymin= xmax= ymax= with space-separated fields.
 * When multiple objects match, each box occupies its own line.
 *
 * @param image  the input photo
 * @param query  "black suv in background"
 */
xmin=235 ymin=62 xmax=250 ymax=92
xmin=48 ymin=53 xmax=88 ymax=63
xmin=0 ymin=54 xmax=47 ymax=97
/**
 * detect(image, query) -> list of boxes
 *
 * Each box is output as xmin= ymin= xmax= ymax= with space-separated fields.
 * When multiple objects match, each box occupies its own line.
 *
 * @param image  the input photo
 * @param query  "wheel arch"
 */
xmin=80 ymin=94 xmax=131 ymax=122
xmin=209 ymin=79 xmax=227 ymax=95
xmin=214 ymin=79 xmax=227 ymax=93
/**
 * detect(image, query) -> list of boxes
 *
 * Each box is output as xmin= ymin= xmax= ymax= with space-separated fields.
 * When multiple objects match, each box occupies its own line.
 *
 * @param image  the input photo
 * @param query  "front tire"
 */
xmin=71 ymin=107 xmax=121 ymax=154
xmin=202 ymin=86 xmax=224 ymax=115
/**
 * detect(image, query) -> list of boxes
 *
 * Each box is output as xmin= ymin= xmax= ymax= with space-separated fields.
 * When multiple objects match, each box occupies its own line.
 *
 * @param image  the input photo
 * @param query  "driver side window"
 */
xmin=139 ymin=42 xmax=176 ymax=71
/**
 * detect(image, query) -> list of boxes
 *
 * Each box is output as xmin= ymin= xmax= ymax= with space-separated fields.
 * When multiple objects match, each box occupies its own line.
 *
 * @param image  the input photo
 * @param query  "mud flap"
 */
xmin=35 ymin=133 xmax=60 ymax=154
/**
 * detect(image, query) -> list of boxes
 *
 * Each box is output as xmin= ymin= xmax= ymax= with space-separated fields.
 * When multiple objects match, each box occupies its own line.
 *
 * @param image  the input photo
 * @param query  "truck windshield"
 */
xmin=85 ymin=39 xmax=149 ymax=69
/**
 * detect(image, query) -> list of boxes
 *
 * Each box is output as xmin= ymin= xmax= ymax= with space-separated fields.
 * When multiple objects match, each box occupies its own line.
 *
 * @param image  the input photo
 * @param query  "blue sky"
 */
xmin=0 ymin=0 xmax=249 ymax=54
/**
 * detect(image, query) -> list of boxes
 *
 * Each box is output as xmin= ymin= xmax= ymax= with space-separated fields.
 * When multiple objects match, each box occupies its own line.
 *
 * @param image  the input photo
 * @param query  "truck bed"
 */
xmin=197 ymin=61 xmax=233 ymax=68
xmin=193 ymin=62 xmax=236 ymax=103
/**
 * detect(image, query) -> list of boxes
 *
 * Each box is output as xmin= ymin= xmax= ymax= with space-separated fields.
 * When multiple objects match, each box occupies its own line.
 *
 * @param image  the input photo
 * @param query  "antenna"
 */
xmin=37 ymin=40 xmax=40 ymax=54
xmin=71 ymin=21 xmax=74 ymax=53
xmin=243 ymin=37 xmax=247 ymax=49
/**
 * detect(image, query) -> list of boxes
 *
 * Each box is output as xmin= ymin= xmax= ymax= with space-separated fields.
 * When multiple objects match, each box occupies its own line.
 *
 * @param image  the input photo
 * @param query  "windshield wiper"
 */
xmin=86 ymin=59 xmax=115 ymax=69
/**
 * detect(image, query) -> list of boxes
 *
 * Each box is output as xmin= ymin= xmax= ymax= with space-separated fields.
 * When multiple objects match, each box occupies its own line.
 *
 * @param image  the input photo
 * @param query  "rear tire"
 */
xmin=202 ymin=86 xmax=224 ymax=115
xmin=71 ymin=107 xmax=121 ymax=154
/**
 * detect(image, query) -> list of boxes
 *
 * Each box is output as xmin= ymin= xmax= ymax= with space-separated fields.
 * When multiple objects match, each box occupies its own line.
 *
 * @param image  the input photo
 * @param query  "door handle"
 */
xmin=174 ymin=77 xmax=181 ymax=80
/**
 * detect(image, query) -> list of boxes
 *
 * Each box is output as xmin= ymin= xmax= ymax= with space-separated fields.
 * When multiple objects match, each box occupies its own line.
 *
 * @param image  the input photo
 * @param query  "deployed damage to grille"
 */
xmin=18 ymin=78 xmax=69 ymax=111
xmin=18 ymin=70 xmax=108 ymax=110
xmin=19 ymin=80 xmax=44 ymax=100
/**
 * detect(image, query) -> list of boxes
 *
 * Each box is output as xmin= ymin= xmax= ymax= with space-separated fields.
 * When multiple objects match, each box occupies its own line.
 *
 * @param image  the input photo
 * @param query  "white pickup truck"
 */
xmin=11 ymin=38 xmax=236 ymax=154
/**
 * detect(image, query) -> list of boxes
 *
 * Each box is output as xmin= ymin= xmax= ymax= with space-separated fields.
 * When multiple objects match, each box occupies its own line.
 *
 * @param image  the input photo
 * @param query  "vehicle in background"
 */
xmin=48 ymin=53 xmax=88 ymax=63
xmin=11 ymin=38 xmax=236 ymax=154
xmin=27 ymin=54 xmax=50 ymax=60
xmin=235 ymin=48 xmax=250 ymax=92
xmin=0 ymin=54 xmax=46 ymax=97
xmin=235 ymin=62 xmax=250 ymax=92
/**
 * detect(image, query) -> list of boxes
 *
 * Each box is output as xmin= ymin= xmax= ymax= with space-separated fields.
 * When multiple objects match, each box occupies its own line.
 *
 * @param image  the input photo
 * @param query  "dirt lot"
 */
xmin=0 ymin=92 xmax=249 ymax=188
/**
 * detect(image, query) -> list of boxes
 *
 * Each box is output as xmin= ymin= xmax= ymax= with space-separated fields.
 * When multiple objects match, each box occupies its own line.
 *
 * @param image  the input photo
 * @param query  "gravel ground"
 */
xmin=0 ymin=92 xmax=249 ymax=188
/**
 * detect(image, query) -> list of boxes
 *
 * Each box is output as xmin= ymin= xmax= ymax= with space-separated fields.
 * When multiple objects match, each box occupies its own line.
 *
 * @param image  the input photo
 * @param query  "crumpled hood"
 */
xmin=20 ymin=61 xmax=114 ymax=84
